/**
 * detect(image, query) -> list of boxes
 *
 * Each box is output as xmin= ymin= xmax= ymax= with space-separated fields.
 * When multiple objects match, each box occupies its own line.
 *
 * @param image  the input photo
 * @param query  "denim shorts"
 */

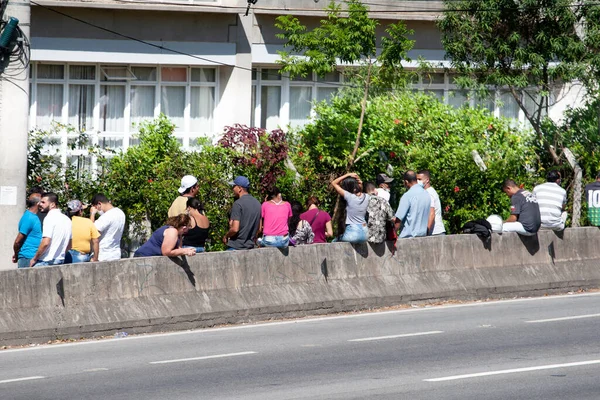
xmin=182 ymin=245 xmax=205 ymax=253
xmin=340 ymin=223 xmax=368 ymax=244
xmin=34 ymin=259 xmax=64 ymax=267
xmin=261 ymin=235 xmax=289 ymax=248
xmin=17 ymin=258 xmax=31 ymax=268
xmin=65 ymin=249 xmax=92 ymax=264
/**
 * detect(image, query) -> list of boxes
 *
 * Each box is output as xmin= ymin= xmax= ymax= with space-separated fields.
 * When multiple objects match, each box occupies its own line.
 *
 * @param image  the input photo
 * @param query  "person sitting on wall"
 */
xmin=89 ymin=193 xmax=126 ymax=262
xmin=288 ymin=201 xmax=314 ymax=246
xmin=259 ymin=187 xmax=292 ymax=248
xmin=134 ymin=214 xmax=196 ymax=258
xmin=584 ymin=171 xmax=600 ymax=227
xmin=12 ymin=191 xmax=43 ymax=268
xmin=182 ymin=197 xmax=210 ymax=253
xmin=363 ymin=181 xmax=395 ymax=244
xmin=168 ymin=175 xmax=199 ymax=218
xmin=417 ymin=170 xmax=446 ymax=236
xmin=300 ymin=196 xmax=333 ymax=244
xmin=533 ymin=170 xmax=568 ymax=231
xmin=65 ymin=200 xmax=100 ymax=264
xmin=331 ymin=172 xmax=370 ymax=244
xmin=501 ymin=179 xmax=541 ymax=236
xmin=375 ymin=173 xmax=394 ymax=202
xmin=30 ymin=192 xmax=72 ymax=267
xmin=223 ymin=176 xmax=262 ymax=250
xmin=394 ymin=170 xmax=431 ymax=238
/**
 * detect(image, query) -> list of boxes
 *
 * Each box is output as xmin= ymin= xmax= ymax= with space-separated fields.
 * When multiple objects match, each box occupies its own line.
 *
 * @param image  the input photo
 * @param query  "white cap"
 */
xmin=178 ymin=175 xmax=198 ymax=194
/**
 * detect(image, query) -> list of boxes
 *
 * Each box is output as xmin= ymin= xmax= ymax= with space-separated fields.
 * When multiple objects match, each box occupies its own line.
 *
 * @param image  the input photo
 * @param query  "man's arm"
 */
xmin=223 ymin=220 xmax=240 ymax=244
xmin=427 ymin=207 xmax=435 ymax=233
xmin=91 ymin=238 xmax=99 ymax=262
xmin=30 ymin=237 xmax=51 ymax=267
xmin=505 ymin=214 xmax=518 ymax=223
xmin=12 ymin=233 xmax=26 ymax=263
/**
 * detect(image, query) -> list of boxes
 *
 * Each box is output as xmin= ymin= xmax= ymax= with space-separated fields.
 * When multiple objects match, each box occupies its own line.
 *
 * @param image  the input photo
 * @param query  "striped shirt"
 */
xmin=533 ymin=182 xmax=567 ymax=229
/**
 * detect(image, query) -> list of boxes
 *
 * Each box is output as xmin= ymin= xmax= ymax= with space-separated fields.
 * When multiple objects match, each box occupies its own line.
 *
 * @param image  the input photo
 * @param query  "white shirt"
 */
xmin=426 ymin=186 xmax=446 ymax=235
xmin=375 ymin=188 xmax=390 ymax=202
xmin=41 ymin=209 xmax=72 ymax=262
xmin=533 ymin=182 xmax=567 ymax=228
xmin=94 ymin=207 xmax=126 ymax=261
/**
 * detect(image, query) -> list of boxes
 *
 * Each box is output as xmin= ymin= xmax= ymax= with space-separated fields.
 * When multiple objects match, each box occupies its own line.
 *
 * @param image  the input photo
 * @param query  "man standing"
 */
xmin=417 ymin=170 xmax=446 ymax=236
xmin=375 ymin=173 xmax=394 ymax=202
xmin=90 ymin=194 xmax=126 ymax=261
xmin=533 ymin=171 xmax=568 ymax=230
xmin=30 ymin=192 xmax=71 ymax=267
xmin=168 ymin=175 xmax=199 ymax=217
xmin=66 ymin=200 xmax=100 ymax=263
xmin=584 ymin=171 xmax=600 ymax=226
xmin=364 ymin=182 xmax=395 ymax=244
xmin=222 ymin=176 xmax=261 ymax=250
xmin=395 ymin=170 xmax=431 ymax=238
xmin=12 ymin=192 xmax=42 ymax=268
xmin=501 ymin=179 xmax=541 ymax=235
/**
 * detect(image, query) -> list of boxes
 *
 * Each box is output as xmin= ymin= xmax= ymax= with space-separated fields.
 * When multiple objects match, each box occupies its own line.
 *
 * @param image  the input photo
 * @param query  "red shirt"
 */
xmin=300 ymin=208 xmax=332 ymax=243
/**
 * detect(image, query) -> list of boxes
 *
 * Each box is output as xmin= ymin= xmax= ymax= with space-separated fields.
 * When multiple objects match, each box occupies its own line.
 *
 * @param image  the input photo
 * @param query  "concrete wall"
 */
xmin=2 ymin=228 xmax=600 ymax=346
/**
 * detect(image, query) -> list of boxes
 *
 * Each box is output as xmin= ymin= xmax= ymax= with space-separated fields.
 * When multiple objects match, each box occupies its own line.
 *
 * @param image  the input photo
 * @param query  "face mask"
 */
xmin=417 ymin=180 xmax=424 ymax=187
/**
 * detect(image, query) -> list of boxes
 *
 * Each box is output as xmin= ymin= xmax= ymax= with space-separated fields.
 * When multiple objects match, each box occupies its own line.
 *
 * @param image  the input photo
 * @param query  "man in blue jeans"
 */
xmin=12 ymin=192 xmax=43 ymax=268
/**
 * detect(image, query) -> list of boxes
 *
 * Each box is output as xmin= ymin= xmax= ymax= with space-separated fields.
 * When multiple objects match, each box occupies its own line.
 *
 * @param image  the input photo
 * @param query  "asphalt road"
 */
xmin=2 ymin=293 xmax=600 ymax=399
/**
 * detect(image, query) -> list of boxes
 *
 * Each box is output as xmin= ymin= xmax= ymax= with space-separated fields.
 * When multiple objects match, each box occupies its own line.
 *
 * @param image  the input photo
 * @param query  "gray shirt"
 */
xmin=343 ymin=191 xmax=370 ymax=225
xmin=228 ymin=194 xmax=262 ymax=250
xmin=510 ymin=189 xmax=541 ymax=233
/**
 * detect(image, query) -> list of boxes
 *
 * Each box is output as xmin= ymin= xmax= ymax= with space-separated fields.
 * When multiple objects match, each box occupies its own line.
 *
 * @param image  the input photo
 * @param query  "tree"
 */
xmin=438 ymin=0 xmax=591 ymax=165
xmin=275 ymin=0 xmax=414 ymax=170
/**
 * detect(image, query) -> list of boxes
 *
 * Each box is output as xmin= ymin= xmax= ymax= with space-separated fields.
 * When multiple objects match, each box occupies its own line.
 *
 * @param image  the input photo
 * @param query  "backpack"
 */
xmin=462 ymin=219 xmax=492 ymax=239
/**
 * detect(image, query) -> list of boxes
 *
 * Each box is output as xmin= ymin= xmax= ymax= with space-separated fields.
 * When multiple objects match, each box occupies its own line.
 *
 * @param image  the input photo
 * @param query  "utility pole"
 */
xmin=0 ymin=0 xmax=30 ymax=270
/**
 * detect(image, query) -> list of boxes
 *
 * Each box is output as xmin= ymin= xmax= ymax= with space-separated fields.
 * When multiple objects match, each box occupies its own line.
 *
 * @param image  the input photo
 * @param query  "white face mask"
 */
xmin=417 ymin=180 xmax=425 ymax=187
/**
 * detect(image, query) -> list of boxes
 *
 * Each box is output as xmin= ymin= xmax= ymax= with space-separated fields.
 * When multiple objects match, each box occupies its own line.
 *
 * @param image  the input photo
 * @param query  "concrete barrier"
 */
xmin=1 ymin=228 xmax=600 ymax=345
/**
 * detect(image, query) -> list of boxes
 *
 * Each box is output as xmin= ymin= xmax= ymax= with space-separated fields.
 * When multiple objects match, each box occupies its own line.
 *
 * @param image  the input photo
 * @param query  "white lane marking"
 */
xmin=83 ymin=368 xmax=109 ymax=372
xmin=349 ymin=331 xmax=444 ymax=342
xmin=150 ymin=351 xmax=257 ymax=364
xmin=424 ymin=359 xmax=600 ymax=382
xmin=2 ymin=292 xmax=600 ymax=354
xmin=525 ymin=313 xmax=600 ymax=323
xmin=0 ymin=376 xmax=45 ymax=384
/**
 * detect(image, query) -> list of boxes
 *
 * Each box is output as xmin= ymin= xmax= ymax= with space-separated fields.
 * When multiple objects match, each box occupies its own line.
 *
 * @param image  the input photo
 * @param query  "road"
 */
xmin=2 ymin=293 xmax=600 ymax=399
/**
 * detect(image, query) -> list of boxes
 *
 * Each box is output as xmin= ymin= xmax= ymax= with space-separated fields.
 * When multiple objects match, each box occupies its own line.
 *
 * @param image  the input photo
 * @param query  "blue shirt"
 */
xmin=135 ymin=225 xmax=169 ymax=257
xmin=395 ymin=184 xmax=431 ymax=238
xmin=18 ymin=210 xmax=42 ymax=259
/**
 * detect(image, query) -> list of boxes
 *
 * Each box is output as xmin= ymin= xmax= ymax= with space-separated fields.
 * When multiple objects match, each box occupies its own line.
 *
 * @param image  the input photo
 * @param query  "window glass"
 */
xmin=260 ymin=86 xmax=281 ymax=130
xmin=69 ymin=65 xmax=95 ymax=80
xmin=448 ymin=90 xmax=469 ymax=108
xmin=161 ymin=86 xmax=185 ymax=131
xmin=36 ymin=84 xmax=63 ymax=128
xmin=290 ymin=86 xmax=312 ymax=128
xmin=131 ymin=67 xmax=157 ymax=82
xmin=191 ymin=68 xmax=216 ymax=83
xmin=424 ymin=89 xmax=444 ymax=102
xmin=261 ymin=69 xmax=281 ymax=81
xmin=38 ymin=64 xmax=64 ymax=80
xmin=499 ymin=91 xmax=520 ymax=120
xmin=190 ymin=87 xmax=215 ymax=132
xmin=99 ymin=85 xmax=125 ymax=131
xmin=317 ymin=87 xmax=338 ymax=103
xmin=316 ymin=71 xmax=340 ymax=82
xmin=422 ymin=73 xmax=445 ymax=85
xmin=68 ymin=84 xmax=95 ymax=131
xmin=130 ymin=86 xmax=155 ymax=131
xmin=98 ymin=136 xmax=124 ymax=150
xmin=161 ymin=67 xmax=187 ymax=82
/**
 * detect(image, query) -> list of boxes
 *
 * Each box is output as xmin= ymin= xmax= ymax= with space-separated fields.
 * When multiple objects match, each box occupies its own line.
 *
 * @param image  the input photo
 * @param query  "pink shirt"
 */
xmin=261 ymin=201 xmax=292 ymax=236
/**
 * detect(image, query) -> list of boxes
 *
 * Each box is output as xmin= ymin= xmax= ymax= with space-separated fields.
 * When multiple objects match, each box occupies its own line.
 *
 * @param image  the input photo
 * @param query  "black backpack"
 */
xmin=462 ymin=219 xmax=492 ymax=239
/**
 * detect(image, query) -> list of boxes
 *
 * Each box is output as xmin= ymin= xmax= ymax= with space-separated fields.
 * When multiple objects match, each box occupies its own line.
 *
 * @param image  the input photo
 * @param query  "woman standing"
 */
xmin=289 ymin=201 xmax=314 ymax=246
xmin=331 ymin=173 xmax=369 ymax=243
xmin=260 ymin=187 xmax=292 ymax=248
xmin=134 ymin=214 xmax=196 ymax=257
xmin=183 ymin=198 xmax=210 ymax=253
xmin=300 ymin=196 xmax=333 ymax=243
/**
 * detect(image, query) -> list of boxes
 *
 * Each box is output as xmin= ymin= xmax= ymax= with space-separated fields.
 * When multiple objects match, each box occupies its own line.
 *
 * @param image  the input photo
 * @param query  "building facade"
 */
xmin=29 ymin=0 xmax=583 ymax=168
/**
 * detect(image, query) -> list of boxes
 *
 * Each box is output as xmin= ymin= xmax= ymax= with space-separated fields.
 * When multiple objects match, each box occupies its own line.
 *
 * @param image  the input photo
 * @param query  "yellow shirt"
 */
xmin=168 ymin=196 xmax=190 ymax=218
xmin=71 ymin=216 xmax=100 ymax=253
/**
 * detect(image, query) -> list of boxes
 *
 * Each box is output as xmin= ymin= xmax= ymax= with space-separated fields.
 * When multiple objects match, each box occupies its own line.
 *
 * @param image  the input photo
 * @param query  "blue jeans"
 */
xmin=34 ymin=259 xmax=64 ymax=267
xmin=261 ymin=235 xmax=289 ymax=248
xmin=65 ymin=249 xmax=92 ymax=264
xmin=183 ymin=245 xmax=205 ymax=253
xmin=17 ymin=258 xmax=31 ymax=268
xmin=340 ymin=223 xmax=368 ymax=244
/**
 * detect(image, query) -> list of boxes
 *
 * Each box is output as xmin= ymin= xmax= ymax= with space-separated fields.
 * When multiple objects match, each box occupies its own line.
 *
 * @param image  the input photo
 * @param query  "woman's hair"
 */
xmin=306 ymin=196 xmax=320 ymax=209
xmin=266 ymin=187 xmax=281 ymax=200
xmin=288 ymin=201 xmax=303 ymax=237
xmin=340 ymin=177 xmax=361 ymax=194
xmin=166 ymin=213 xmax=191 ymax=229
xmin=186 ymin=197 xmax=204 ymax=212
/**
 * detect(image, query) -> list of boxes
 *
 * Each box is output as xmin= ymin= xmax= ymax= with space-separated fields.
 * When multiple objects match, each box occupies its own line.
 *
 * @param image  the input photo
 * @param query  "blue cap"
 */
xmin=229 ymin=176 xmax=250 ymax=189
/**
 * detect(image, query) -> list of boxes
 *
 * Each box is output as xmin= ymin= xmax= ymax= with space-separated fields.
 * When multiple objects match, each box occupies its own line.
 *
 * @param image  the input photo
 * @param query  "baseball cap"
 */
xmin=376 ymin=173 xmax=394 ymax=185
xmin=67 ymin=199 xmax=85 ymax=213
xmin=178 ymin=175 xmax=198 ymax=194
xmin=228 ymin=176 xmax=250 ymax=189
